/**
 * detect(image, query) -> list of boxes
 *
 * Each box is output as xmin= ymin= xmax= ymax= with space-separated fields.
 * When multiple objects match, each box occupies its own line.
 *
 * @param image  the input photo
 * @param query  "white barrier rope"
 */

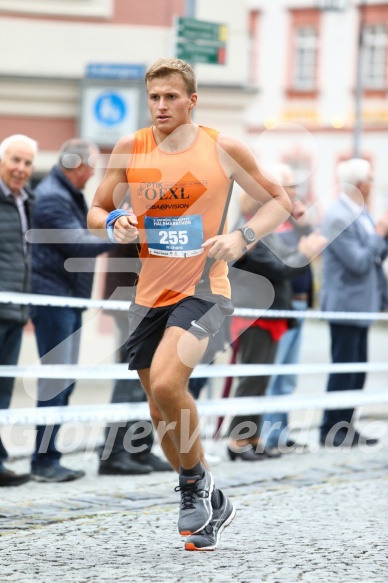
xmin=0 ymin=291 xmax=387 ymax=426
xmin=1 ymin=291 xmax=388 ymax=321
xmin=0 ymin=291 xmax=128 ymax=312
xmin=1 ymin=362 xmax=388 ymax=379
xmin=0 ymin=390 xmax=387 ymax=426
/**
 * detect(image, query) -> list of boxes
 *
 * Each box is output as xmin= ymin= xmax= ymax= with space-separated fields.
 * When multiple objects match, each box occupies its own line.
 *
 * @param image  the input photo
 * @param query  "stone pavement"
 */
xmin=1 ymin=427 xmax=388 ymax=583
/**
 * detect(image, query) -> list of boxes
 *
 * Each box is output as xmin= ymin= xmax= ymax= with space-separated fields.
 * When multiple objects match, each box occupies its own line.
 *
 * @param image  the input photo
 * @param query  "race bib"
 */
xmin=144 ymin=215 xmax=204 ymax=258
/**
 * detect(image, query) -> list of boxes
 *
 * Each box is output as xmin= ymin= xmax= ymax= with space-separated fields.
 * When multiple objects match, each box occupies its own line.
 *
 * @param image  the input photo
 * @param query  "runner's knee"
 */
xmin=151 ymin=379 xmax=177 ymax=408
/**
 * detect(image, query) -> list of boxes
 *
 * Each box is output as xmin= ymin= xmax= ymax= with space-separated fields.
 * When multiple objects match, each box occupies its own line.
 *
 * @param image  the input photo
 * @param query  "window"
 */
xmin=287 ymin=9 xmax=321 ymax=97
xmin=363 ymin=24 xmax=387 ymax=90
xmin=293 ymin=25 xmax=318 ymax=91
xmin=361 ymin=3 xmax=388 ymax=95
xmin=316 ymin=0 xmax=347 ymax=10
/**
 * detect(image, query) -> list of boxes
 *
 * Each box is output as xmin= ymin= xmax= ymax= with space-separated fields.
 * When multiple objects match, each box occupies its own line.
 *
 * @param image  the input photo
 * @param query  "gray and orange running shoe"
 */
xmin=175 ymin=467 xmax=214 ymax=536
xmin=185 ymin=489 xmax=236 ymax=551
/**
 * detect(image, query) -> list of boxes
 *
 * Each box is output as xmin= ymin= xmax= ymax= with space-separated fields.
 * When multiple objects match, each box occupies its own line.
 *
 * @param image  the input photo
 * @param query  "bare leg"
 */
xmin=138 ymin=326 xmax=208 ymax=472
xmin=138 ymin=368 xmax=181 ymax=472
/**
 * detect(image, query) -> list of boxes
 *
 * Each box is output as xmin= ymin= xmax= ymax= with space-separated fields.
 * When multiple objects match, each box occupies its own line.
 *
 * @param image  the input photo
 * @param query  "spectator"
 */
xmin=30 ymin=138 xmax=113 ymax=482
xmin=99 ymin=243 xmax=172 ymax=474
xmin=227 ymin=191 xmax=326 ymax=461
xmin=0 ymin=134 xmax=37 ymax=487
xmin=320 ymin=158 xmax=388 ymax=447
xmin=260 ymin=164 xmax=316 ymax=452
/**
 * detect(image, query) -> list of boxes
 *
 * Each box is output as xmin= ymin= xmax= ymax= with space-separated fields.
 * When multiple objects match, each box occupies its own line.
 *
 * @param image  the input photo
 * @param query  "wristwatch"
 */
xmin=238 ymin=226 xmax=256 ymax=245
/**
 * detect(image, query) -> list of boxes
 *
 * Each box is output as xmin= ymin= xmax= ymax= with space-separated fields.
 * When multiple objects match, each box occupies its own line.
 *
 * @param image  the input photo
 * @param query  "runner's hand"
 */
xmin=113 ymin=213 xmax=139 ymax=243
xmin=202 ymin=231 xmax=249 ymax=262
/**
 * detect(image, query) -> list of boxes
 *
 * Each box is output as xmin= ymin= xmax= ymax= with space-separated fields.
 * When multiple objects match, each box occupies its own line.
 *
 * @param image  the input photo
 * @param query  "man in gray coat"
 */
xmin=320 ymin=158 xmax=388 ymax=447
xmin=0 ymin=134 xmax=38 ymax=486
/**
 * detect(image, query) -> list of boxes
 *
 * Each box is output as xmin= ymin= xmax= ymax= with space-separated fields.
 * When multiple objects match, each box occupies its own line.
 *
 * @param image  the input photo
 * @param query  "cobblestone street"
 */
xmin=1 ymin=429 xmax=387 ymax=583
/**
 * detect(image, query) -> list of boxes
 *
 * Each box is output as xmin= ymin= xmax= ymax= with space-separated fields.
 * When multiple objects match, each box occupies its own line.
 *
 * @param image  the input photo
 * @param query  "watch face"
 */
xmin=243 ymin=227 xmax=255 ymax=243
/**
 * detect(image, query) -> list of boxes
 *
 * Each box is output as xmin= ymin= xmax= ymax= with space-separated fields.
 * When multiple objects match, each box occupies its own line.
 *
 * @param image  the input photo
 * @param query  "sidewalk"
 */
xmin=1 ymin=319 xmax=388 ymax=581
xmin=1 ymin=426 xmax=388 ymax=583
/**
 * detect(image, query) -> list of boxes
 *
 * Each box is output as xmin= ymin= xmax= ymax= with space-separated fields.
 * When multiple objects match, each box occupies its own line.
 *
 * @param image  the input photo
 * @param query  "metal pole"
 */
xmin=184 ymin=0 xmax=197 ymax=119
xmin=185 ymin=0 xmax=196 ymax=18
xmin=353 ymin=1 xmax=366 ymax=158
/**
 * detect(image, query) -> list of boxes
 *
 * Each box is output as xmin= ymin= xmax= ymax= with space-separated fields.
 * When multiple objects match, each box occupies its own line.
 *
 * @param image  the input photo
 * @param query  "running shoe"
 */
xmin=185 ymin=489 xmax=236 ymax=551
xmin=175 ymin=467 xmax=214 ymax=536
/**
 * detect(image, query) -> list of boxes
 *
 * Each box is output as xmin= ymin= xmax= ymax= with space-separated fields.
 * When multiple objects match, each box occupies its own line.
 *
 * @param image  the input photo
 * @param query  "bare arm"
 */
xmin=87 ymin=135 xmax=139 ymax=243
xmin=239 ymin=189 xmax=260 ymax=217
xmin=202 ymin=134 xmax=292 ymax=261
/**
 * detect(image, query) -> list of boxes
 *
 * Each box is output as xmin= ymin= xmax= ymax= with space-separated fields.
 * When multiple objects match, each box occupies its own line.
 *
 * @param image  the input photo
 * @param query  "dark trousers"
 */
xmin=0 ymin=321 xmax=23 ymax=463
xmin=321 ymin=323 xmax=368 ymax=434
xmin=102 ymin=315 xmax=153 ymax=459
xmin=31 ymin=306 xmax=82 ymax=468
xmin=228 ymin=326 xmax=278 ymax=440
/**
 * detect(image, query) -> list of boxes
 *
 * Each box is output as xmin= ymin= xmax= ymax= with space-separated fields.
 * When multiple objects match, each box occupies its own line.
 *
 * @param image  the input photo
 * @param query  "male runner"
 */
xmin=88 ymin=58 xmax=291 ymax=551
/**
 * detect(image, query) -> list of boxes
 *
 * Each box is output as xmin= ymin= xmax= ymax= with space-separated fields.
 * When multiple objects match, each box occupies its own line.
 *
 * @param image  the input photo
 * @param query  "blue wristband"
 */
xmin=105 ymin=209 xmax=131 ymax=243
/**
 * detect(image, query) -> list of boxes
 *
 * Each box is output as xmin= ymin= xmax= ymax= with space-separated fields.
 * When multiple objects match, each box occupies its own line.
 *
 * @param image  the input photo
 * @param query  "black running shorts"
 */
xmin=126 ymin=296 xmax=233 ymax=370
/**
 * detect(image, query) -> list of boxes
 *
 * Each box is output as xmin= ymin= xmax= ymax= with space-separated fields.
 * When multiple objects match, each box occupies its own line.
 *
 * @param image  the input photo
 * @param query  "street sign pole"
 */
xmin=185 ymin=0 xmax=196 ymax=19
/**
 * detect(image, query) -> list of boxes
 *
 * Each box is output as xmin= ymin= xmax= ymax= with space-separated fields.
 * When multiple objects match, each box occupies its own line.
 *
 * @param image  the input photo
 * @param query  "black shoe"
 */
xmin=227 ymin=444 xmax=281 ymax=462
xmin=284 ymin=439 xmax=309 ymax=451
xmin=133 ymin=452 xmax=173 ymax=472
xmin=31 ymin=464 xmax=85 ymax=483
xmin=99 ymin=453 xmax=152 ymax=476
xmin=0 ymin=469 xmax=31 ymax=487
xmin=320 ymin=428 xmax=378 ymax=448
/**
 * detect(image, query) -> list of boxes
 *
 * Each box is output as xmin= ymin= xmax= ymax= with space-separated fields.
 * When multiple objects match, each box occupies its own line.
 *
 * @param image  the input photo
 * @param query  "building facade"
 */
xmin=0 ymin=0 xmax=254 ymax=200
xmin=246 ymin=0 xmax=388 ymax=216
xmin=1 ymin=1 xmax=386 ymax=210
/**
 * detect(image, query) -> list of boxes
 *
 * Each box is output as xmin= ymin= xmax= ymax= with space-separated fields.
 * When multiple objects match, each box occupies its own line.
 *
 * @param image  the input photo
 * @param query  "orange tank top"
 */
xmin=126 ymin=126 xmax=232 ymax=308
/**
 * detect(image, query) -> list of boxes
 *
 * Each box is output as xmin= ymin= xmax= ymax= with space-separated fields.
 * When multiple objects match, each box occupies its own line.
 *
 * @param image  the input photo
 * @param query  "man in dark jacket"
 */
xmin=0 ymin=134 xmax=37 ymax=487
xmin=30 ymin=138 xmax=113 ymax=483
xmin=226 ymin=191 xmax=326 ymax=461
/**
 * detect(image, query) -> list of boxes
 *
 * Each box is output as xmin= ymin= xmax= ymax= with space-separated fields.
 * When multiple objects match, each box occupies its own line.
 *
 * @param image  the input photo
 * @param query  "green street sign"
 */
xmin=175 ymin=17 xmax=227 ymax=65
xmin=176 ymin=41 xmax=226 ymax=65
xmin=176 ymin=16 xmax=228 ymax=43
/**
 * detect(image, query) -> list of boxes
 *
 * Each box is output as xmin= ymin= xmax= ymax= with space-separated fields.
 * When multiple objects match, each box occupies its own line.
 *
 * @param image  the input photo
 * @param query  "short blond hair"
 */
xmin=145 ymin=58 xmax=197 ymax=95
